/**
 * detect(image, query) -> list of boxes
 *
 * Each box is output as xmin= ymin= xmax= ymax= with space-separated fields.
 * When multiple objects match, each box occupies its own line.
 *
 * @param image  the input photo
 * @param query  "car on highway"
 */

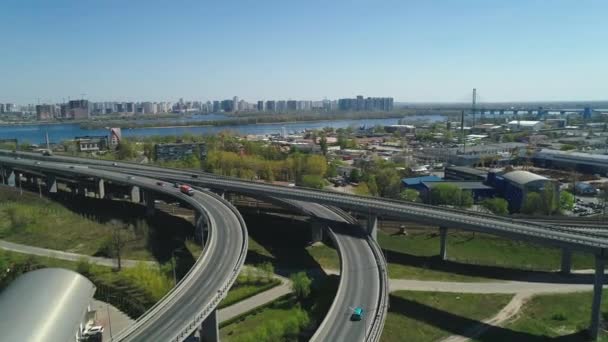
xmin=34 ymin=161 xmax=41 ymax=165
xmin=351 ymin=307 xmax=364 ymax=321
xmin=173 ymin=182 xmax=180 ymax=188
xmin=127 ymin=175 xmax=134 ymax=180
xmin=156 ymin=181 xmax=164 ymax=186
xmin=83 ymin=325 xmax=104 ymax=337
xmin=191 ymin=174 xmax=199 ymax=179
xmin=180 ymin=184 xmax=195 ymax=196
xmin=112 ymin=162 xmax=118 ymax=166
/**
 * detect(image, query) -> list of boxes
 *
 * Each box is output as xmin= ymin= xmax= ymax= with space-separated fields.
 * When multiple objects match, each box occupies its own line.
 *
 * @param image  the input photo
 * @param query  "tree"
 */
xmin=367 ymin=175 xmax=379 ymax=196
xmin=399 ymin=189 xmax=420 ymax=202
xmin=430 ymin=184 xmax=473 ymax=207
xmin=522 ymin=192 xmax=542 ymax=214
xmin=375 ymin=168 xmax=401 ymax=198
xmin=300 ymin=174 xmax=325 ymax=189
xmin=319 ymin=135 xmax=328 ymax=156
xmin=482 ymin=198 xmax=509 ymax=215
xmin=258 ymin=262 xmax=274 ymax=283
xmin=290 ymin=272 xmax=311 ymax=299
xmin=354 ymin=182 xmax=371 ymax=196
xmin=460 ymin=190 xmax=474 ymax=208
xmin=560 ymin=191 xmax=575 ymax=211
xmin=303 ymin=155 xmax=327 ymax=177
xmin=540 ymin=184 xmax=558 ymax=215
xmin=116 ymin=139 xmax=136 ymax=160
xmin=349 ymin=168 xmax=361 ymax=183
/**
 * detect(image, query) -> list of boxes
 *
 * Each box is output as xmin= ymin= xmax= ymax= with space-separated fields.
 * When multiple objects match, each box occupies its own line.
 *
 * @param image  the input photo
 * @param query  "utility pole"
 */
xmin=472 ymin=88 xmax=477 ymax=127
xmin=460 ymin=110 xmax=466 ymax=154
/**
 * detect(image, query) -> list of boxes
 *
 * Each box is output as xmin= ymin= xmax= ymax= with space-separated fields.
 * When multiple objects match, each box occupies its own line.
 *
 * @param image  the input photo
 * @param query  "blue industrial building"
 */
xmin=401 ymin=175 xmax=442 ymax=192
xmin=420 ymin=181 xmax=495 ymax=204
xmin=487 ymin=170 xmax=558 ymax=213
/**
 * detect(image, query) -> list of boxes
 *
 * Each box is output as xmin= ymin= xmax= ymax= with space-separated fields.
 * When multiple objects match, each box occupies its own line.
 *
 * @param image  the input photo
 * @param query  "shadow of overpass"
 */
xmin=388 ymin=294 xmax=589 ymax=342
xmin=384 ymin=249 xmax=602 ymax=285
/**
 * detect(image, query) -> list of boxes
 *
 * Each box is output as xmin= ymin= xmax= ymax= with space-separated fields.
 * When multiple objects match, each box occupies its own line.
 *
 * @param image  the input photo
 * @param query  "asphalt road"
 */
xmin=117 ymin=189 xmax=245 ymax=341
xmin=289 ymin=202 xmax=382 ymax=342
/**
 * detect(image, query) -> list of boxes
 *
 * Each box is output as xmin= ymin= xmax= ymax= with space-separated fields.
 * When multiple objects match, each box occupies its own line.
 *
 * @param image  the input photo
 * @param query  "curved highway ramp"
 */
xmin=0 ymin=156 xmax=248 ymax=342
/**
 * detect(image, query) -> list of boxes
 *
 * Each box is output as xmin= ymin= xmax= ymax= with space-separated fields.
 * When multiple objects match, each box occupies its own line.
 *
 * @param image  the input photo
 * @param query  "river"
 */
xmin=0 ymin=115 xmax=445 ymax=144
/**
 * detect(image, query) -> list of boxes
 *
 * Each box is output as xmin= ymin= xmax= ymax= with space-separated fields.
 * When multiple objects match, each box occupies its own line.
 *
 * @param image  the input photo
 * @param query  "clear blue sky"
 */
xmin=1 ymin=0 xmax=606 ymax=104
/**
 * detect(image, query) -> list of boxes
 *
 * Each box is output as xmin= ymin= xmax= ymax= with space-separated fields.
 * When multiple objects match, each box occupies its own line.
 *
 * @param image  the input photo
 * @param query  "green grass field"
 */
xmin=378 ymin=229 xmax=596 ymax=281
xmin=381 ymin=291 xmax=513 ymax=342
xmin=220 ymin=295 xmax=309 ymax=341
xmin=478 ymin=291 xmax=608 ymax=342
xmin=220 ymin=279 xmax=281 ymax=309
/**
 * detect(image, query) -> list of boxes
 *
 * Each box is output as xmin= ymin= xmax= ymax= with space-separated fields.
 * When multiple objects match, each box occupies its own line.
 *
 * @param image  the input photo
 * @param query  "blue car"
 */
xmin=351 ymin=307 xmax=363 ymax=321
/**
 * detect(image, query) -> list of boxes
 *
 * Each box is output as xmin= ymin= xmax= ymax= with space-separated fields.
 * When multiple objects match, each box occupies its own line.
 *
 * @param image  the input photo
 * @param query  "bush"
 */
xmin=290 ymin=272 xmax=312 ymax=299
xmin=300 ymin=174 xmax=325 ymax=189
xmin=482 ymin=198 xmax=509 ymax=215
xmin=552 ymin=312 xmax=567 ymax=321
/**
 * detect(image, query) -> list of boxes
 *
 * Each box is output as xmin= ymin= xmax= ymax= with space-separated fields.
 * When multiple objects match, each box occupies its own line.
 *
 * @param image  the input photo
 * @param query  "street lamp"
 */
xmin=171 ymin=250 xmax=178 ymax=286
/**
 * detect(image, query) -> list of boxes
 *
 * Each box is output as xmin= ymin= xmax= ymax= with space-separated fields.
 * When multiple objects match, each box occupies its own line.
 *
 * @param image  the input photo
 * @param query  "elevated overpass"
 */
xmin=2 ymin=150 xmax=608 ymax=339
xmin=0 ymin=156 xmax=248 ymax=342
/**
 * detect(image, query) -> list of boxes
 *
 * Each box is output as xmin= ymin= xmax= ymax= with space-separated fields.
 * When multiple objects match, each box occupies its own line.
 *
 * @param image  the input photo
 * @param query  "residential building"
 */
xmin=287 ymin=100 xmax=297 ymax=111
xmin=67 ymin=100 xmax=89 ymax=119
xmin=75 ymin=136 xmax=108 ymax=152
xmin=142 ymin=102 xmax=157 ymax=114
xmin=265 ymin=100 xmax=276 ymax=112
xmin=36 ymin=104 xmax=56 ymax=121
xmin=257 ymin=101 xmax=264 ymax=111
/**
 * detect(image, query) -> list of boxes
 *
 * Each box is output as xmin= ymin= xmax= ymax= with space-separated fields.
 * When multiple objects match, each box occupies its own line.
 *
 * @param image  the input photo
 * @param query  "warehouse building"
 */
xmin=444 ymin=166 xmax=487 ymax=181
xmin=533 ymin=148 xmax=608 ymax=176
xmin=487 ymin=170 xmax=558 ymax=213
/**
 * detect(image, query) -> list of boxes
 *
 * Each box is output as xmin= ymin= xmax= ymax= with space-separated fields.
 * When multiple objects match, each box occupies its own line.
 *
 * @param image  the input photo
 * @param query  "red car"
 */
xmin=179 ymin=184 xmax=194 ymax=196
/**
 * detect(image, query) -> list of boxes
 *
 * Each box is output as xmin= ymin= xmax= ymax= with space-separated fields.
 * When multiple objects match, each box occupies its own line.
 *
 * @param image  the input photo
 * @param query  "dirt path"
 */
xmin=440 ymin=293 xmax=531 ymax=342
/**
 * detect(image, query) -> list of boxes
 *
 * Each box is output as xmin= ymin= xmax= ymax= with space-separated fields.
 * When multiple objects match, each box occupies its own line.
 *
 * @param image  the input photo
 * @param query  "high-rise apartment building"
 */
xmin=67 ymin=100 xmax=89 ymax=119
xmin=36 ymin=104 xmax=56 ymax=121
xmin=257 ymin=101 xmax=264 ymax=111
xmin=265 ymin=100 xmax=276 ymax=112
xmin=232 ymin=96 xmax=239 ymax=112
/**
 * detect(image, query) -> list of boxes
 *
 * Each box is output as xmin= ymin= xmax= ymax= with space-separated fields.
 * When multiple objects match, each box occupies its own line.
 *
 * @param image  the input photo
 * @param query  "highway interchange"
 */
xmin=1 ymin=150 xmax=607 ymax=341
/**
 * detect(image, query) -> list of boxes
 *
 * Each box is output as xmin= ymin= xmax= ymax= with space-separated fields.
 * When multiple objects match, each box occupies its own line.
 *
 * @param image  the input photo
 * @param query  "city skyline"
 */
xmin=1 ymin=1 xmax=607 ymax=103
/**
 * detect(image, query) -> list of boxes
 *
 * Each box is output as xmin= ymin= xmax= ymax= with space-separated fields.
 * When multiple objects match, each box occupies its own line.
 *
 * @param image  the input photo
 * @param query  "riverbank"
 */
xmin=78 ymin=111 xmax=410 ymax=130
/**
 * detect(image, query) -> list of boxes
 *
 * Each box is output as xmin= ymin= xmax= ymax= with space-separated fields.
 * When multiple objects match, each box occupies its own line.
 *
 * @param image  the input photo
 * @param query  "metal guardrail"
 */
xmin=168 ymin=187 xmax=248 ymax=342
xmin=328 ymin=207 xmax=388 ymax=342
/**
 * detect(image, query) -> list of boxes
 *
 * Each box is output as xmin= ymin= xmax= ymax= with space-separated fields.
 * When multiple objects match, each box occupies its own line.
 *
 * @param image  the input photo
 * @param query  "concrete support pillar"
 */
xmin=97 ymin=179 xmax=105 ymax=199
xmin=77 ymin=184 xmax=86 ymax=197
xmin=310 ymin=219 xmax=324 ymax=243
xmin=200 ymin=309 xmax=219 ymax=342
xmin=590 ymin=256 xmax=605 ymax=340
xmin=366 ymin=215 xmax=378 ymax=241
xmin=144 ymin=190 xmax=155 ymax=217
xmin=219 ymin=190 xmax=225 ymax=199
xmin=439 ymin=227 xmax=448 ymax=261
xmin=130 ymin=186 xmax=141 ymax=203
xmin=47 ymin=175 xmax=58 ymax=193
xmin=560 ymin=248 xmax=572 ymax=275
xmin=7 ymin=170 xmax=15 ymax=187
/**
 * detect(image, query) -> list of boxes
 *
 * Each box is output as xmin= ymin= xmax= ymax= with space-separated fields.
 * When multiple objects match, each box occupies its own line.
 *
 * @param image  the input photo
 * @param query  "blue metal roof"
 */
xmin=401 ymin=175 xmax=442 ymax=186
